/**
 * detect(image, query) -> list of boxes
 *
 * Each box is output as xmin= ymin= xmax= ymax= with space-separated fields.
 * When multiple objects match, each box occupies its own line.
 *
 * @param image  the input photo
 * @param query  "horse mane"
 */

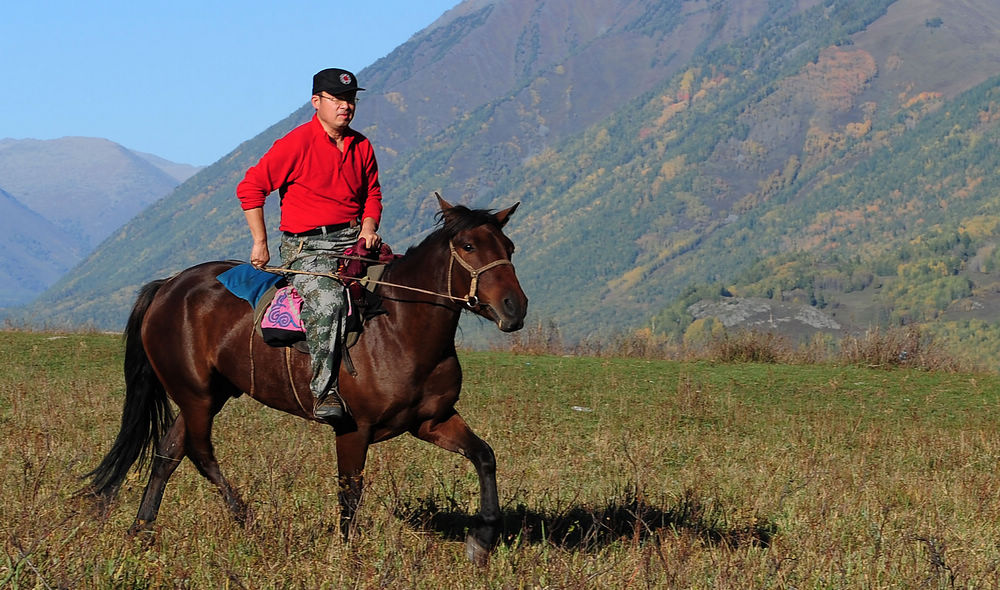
xmin=403 ymin=204 xmax=503 ymax=257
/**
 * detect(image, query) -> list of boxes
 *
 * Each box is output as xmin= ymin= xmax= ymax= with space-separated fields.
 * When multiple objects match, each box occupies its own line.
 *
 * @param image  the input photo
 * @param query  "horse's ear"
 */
xmin=495 ymin=202 xmax=520 ymax=227
xmin=435 ymin=192 xmax=453 ymax=212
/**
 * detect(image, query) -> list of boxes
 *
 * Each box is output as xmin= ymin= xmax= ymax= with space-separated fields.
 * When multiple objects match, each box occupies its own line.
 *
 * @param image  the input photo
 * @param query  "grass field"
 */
xmin=3 ymin=331 xmax=1000 ymax=588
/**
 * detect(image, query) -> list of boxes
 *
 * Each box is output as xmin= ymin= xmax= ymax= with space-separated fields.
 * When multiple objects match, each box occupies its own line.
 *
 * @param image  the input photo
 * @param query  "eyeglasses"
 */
xmin=318 ymin=94 xmax=358 ymax=106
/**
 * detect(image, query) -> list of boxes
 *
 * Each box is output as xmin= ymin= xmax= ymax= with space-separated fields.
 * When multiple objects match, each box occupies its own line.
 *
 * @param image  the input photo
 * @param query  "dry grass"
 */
xmin=3 ymin=331 xmax=1000 ymax=588
xmin=507 ymin=320 xmax=969 ymax=372
xmin=839 ymin=325 xmax=962 ymax=372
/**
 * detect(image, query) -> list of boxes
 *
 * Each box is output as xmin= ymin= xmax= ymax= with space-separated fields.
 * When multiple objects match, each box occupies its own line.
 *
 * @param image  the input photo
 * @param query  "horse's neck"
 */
xmin=380 ymin=246 xmax=462 ymax=334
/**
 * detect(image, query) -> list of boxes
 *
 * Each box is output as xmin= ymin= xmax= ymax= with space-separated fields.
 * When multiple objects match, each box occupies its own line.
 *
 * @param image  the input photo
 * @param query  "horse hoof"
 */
xmin=232 ymin=502 xmax=251 ymax=527
xmin=125 ymin=519 xmax=156 ymax=547
xmin=465 ymin=534 xmax=491 ymax=567
xmin=126 ymin=519 xmax=155 ymax=540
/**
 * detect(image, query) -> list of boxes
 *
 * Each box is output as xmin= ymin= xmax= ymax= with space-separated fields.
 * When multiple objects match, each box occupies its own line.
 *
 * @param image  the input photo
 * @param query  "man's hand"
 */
xmin=251 ymin=242 xmax=270 ymax=269
xmin=360 ymin=217 xmax=380 ymax=250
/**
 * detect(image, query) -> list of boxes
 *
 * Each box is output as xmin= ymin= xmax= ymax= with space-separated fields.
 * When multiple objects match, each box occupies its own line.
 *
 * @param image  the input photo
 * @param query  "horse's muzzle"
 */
xmin=492 ymin=292 xmax=527 ymax=332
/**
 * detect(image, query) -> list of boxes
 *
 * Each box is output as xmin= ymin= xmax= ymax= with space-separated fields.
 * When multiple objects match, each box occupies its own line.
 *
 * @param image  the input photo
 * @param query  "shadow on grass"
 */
xmin=395 ymin=486 xmax=777 ymax=551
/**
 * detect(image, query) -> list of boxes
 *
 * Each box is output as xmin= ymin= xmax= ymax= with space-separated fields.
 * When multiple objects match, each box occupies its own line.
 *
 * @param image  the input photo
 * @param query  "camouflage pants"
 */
xmin=279 ymin=226 xmax=359 ymax=399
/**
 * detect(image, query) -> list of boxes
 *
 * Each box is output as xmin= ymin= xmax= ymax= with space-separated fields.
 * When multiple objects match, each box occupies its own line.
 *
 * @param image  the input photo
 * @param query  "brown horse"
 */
xmin=83 ymin=196 xmax=527 ymax=565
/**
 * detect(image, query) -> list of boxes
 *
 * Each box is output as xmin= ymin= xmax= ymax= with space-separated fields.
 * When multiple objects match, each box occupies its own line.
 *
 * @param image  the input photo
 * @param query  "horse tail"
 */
xmin=82 ymin=279 xmax=175 ymax=500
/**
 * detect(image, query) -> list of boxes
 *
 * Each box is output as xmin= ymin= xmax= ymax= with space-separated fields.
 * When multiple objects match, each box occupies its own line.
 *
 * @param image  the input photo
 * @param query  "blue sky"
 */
xmin=1 ymin=1 xmax=458 ymax=165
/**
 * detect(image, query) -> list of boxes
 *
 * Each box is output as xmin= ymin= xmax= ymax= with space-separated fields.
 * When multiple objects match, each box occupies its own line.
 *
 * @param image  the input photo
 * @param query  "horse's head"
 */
xmin=437 ymin=194 xmax=528 ymax=332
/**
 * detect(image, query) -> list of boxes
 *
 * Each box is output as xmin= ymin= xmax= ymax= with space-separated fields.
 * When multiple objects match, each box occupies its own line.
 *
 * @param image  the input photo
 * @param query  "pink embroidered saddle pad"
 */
xmin=260 ymin=286 xmax=305 ymax=344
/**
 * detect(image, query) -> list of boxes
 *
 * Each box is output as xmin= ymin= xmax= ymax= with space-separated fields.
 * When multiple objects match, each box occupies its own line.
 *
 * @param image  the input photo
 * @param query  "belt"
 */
xmin=283 ymin=221 xmax=356 ymax=238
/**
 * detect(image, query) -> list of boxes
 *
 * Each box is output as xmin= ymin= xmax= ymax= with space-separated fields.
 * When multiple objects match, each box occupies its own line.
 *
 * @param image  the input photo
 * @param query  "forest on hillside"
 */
xmin=640 ymin=63 xmax=1000 ymax=368
xmin=644 ymin=62 xmax=1000 ymax=368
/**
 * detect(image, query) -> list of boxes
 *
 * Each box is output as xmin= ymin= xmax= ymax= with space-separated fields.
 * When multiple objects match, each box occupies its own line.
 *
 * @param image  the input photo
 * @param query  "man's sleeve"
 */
xmin=361 ymin=143 xmax=383 ymax=224
xmin=237 ymin=138 xmax=294 ymax=210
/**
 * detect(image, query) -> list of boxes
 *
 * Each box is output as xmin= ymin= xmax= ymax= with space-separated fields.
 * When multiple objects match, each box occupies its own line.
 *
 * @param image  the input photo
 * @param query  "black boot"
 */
xmin=314 ymin=390 xmax=344 ymax=419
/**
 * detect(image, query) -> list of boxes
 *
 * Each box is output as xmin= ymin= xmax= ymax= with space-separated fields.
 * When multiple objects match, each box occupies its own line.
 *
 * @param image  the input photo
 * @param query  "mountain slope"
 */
xmin=0 ymin=137 xmax=199 ymax=250
xmin=132 ymin=150 xmax=205 ymax=183
xmin=362 ymin=0 xmax=778 ymax=174
xmin=0 ymin=187 xmax=81 ymax=306
xmin=853 ymin=0 xmax=1000 ymax=101
xmin=365 ymin=0 xmax=795 ymax=235
xmin=0 ymin=137 xmax=201 ymax=306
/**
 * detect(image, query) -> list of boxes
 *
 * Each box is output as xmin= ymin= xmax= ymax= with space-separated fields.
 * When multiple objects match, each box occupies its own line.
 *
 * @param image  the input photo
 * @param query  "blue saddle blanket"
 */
xmin=217 ymin=264 xmax=283 ymax=307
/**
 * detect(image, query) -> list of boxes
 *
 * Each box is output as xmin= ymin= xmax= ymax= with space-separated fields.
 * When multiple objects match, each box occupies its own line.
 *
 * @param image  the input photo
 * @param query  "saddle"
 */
xmin=217 ymin=240 xmax=396 ymax=355
xmin=250 ymin=263 xmax=388 ymax=352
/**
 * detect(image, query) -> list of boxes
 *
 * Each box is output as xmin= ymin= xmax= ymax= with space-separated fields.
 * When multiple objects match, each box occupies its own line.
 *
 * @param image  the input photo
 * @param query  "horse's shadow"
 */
xmin=395 ymin=487 xmax=777 ymax=551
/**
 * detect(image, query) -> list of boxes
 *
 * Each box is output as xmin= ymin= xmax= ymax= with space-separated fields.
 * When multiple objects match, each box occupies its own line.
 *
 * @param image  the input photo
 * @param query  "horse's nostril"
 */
xmin=503 ymin=297 xmax=524 ymax=318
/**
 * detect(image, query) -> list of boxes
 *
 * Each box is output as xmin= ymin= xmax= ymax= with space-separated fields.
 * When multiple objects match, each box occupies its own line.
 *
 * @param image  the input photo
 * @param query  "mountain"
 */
xmin=131 ymin=150 xmax=204 ymax=184
xmin=0 ymin=137 xmax=201 ymax=306
xmin=19 ymin=0 xmax=1000 ymax=366
xmin=0 ymin=137 xmax=202 ymax=249
xmin=0 ymin=187 xmax=81 ymax=306
xmin=361 ymin=0 xmax=772 ymax=177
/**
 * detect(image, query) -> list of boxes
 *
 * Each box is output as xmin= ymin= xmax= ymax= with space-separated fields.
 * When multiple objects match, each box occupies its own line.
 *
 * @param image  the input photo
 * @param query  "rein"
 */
xmin=263 ymin=240 xmax=512 ymax=308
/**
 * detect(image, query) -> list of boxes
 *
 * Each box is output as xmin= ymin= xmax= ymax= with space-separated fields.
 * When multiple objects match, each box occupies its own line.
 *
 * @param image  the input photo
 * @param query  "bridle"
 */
xmin=447 ymin=240 xmax=514 ymax=308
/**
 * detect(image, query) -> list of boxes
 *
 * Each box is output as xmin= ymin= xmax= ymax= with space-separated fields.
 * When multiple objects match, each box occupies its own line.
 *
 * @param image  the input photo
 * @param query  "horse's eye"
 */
xmin=462 ymin=243 xmax=474 ymax=252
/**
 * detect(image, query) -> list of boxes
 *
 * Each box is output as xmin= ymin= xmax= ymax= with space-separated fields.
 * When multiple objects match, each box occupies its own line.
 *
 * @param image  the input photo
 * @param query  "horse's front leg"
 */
xmin=334 ymin=428 xmax=371 ymax=541
xmin=414 ymin=411 xmax=499 ymax=566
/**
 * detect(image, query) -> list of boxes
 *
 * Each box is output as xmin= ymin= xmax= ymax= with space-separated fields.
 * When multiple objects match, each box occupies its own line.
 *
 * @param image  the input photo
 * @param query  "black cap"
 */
xmin=312 ymin=68 xmax=365 ymax=96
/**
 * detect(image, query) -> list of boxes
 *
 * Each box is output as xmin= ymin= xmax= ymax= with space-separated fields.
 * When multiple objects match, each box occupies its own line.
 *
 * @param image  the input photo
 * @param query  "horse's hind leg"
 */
xmin=414 ymin=411 xmax=500 ymax=566
xmin=129 ymin=415 xmax=187 ymax=536
xmin=181 ymin=397 xmax=248 ymax=524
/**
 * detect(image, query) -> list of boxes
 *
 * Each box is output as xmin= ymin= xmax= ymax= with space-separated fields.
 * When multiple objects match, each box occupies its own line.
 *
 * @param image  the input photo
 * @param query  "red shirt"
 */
xmin=237 ymin=114 xmax=383 ymax=233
